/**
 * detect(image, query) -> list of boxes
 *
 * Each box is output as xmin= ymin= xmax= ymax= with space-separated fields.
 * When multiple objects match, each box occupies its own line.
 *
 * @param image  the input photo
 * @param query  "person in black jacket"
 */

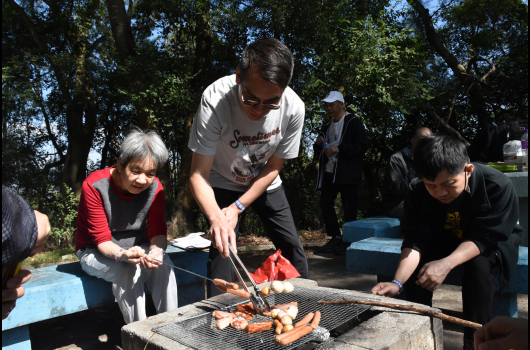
xmin=372 ymin=135 xmax=522 ymax=350
xmin=2 ymin=186 xmax=51 ymax=319
xmin=313 ymin=91 xmax=369 ymax=255
xmin=382 ymin=127 xmax=432 ymax=218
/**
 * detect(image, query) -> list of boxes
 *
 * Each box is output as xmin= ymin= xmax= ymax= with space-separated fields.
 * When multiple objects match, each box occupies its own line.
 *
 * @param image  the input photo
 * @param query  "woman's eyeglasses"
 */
xmin=240 ymin=85 xmax=281 ymax=110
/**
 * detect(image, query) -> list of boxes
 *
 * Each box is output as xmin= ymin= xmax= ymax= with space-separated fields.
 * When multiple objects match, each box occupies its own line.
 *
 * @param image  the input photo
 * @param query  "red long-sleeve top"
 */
xmin=75 ymin=166 xmax=166 ymax=252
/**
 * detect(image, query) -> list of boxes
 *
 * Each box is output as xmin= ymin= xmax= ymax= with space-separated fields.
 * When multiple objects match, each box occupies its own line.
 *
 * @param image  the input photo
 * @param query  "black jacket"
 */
xmin=313 ymin=113 xmax=369 ymax=187
xmin=2 ymin=185 xmax=38 ymax=267
xmin=401 ymin=163 xmax=523 ymax=292
xmin=382 ymin=147 xmax=415 ymax=211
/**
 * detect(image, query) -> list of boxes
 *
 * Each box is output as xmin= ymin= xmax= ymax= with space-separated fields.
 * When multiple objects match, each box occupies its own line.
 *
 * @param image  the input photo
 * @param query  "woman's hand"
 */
xmin=2 ymin=270 xmax=32 ymax=319
xmin=120 ymin=246 xmax=145 ymax=264
xmin=139 ymin=249 xmax=163 ymax=270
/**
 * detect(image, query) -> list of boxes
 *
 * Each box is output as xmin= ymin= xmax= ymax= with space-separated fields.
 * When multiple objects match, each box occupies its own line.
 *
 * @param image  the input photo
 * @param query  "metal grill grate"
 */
xmin=152 ymin=287 xmax=371 ymax=350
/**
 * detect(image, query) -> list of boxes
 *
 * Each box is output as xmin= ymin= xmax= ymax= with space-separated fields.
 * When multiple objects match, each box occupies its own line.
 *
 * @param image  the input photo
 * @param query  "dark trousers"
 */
xmin=404 ymin=237 xmax=498 ymax=341
xmin=207 ymin=186 xmax=309 ymax=298
xmin=320 ymin=173 xmax=359 ymax=237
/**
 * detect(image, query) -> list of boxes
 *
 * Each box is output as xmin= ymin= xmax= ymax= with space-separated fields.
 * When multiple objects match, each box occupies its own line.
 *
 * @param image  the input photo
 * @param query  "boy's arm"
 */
xmin=372 ymin=248 xmax=421 ymax=297
xmin=415 ymin=240 xmax=480 ymax=291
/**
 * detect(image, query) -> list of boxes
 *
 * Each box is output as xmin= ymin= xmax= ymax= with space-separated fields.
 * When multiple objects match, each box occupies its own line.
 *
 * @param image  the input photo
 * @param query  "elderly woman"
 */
xmin=75 ymin=129 xmax=178 ymax=324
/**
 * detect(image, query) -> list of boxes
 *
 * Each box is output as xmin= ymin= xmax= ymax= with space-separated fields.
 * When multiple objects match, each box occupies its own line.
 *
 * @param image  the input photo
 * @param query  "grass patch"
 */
xmin=23 ymin=248 xmax=78 ymax=268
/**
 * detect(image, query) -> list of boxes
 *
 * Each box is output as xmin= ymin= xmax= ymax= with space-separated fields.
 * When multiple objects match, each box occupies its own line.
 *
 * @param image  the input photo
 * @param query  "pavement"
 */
xmin=26 ymin=247 xmax=528 ymax=350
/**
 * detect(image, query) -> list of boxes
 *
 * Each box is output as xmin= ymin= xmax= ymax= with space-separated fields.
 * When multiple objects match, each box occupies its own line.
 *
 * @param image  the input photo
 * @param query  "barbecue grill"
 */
xmin=152 ymin=286 xmax=372 ymax=350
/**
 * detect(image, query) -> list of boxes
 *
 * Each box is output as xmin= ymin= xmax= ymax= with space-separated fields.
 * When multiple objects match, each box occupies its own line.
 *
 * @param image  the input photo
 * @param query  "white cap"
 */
xmin=321 ymin=91 xmax=344 ymax=103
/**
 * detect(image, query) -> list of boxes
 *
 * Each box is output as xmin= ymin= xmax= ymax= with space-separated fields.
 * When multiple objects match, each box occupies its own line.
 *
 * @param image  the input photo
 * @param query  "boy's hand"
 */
xmin=371 ymin=282 xmax=400 ymax=297
xmin=416 ymin=259 xmax=451 ymax=291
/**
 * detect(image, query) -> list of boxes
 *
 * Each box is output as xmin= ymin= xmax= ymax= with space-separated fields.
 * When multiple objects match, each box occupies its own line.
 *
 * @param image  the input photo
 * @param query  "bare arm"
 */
xmin=31 ymin=210 xmax=51 ymax=256
xmin=189 ymin=152 xmax=236 ymax=258
xmin=372 ymin=248 xmax=421 ymax=297
xmin=226 ymin=154 xmax=285 ymax=214
xmin=221 ymin=155 xmax=285 ymax=238
xmin=97 ymin=241 xmax=145 ymax=264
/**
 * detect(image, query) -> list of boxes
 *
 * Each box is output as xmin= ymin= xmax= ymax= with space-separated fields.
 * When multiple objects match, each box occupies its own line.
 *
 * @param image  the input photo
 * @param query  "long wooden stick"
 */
xmin=318 ymin=298 xmax=482 ymax=329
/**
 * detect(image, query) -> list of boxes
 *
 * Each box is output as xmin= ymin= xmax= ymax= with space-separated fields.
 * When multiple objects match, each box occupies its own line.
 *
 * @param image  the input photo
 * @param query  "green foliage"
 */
xmin=2 ymin=0 xmax=528 ymax=244
xmin=23 ymin=248 xmax=78 ymax=268
xmin=44 ymin=185 xmax=80 ymax=249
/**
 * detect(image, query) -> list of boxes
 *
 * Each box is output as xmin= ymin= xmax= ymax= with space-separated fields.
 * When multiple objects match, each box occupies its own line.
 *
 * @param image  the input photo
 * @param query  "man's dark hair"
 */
xmin=238 ymin=38 xmax=294 ymax=89
xmin=413 ymin=134 xmax=469 ymax=181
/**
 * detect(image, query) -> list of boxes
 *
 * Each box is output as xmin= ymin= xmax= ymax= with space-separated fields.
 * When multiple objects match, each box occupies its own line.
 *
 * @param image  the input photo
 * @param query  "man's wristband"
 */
xmin=391 ymin=279 xmax=404 ymax=295
xmin=234 ymin=200 xmax=246 ymax=212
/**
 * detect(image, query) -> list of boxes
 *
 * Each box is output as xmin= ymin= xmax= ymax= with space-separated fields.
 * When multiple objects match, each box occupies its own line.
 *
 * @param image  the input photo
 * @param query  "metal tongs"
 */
xmin=227 ymin=245 xmax=271 ymax=315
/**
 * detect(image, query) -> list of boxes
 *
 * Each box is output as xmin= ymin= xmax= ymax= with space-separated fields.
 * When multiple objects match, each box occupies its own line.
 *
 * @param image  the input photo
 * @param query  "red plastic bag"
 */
xmin=248 ymin=249 xmax=301 ymax=284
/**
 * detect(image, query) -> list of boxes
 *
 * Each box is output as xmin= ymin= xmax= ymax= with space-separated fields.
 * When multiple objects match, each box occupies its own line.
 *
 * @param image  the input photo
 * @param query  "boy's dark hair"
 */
xmin=238 ymin=38 xmax=294 ymax=89
xmin=413 ymin=134 xmax=469 ymax=181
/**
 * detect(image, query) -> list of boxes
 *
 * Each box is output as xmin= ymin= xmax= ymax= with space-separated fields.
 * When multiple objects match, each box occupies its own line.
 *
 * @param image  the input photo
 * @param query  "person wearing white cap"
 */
xmin=314 ymin=91 xmax=369 ymax=255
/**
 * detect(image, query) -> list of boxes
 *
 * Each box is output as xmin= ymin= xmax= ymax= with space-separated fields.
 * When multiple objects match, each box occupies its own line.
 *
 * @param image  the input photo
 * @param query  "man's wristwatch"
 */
xmin=391 ymin=279 xmax=404 ymax=295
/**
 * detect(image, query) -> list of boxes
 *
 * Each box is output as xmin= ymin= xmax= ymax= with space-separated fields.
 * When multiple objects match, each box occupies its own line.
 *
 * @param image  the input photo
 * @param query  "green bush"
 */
xmin=45 ymin=184 xmax=79 ymax=249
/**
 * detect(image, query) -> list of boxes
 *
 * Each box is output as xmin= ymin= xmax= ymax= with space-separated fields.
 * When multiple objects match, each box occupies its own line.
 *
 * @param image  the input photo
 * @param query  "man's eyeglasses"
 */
xmin=239 ymin=85 xmax=281 ymax=110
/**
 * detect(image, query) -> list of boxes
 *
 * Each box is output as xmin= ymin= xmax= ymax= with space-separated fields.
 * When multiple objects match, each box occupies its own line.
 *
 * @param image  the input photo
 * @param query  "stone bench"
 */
xmin=342 ymin=216 xmax=401 ymax=243
xmin=346 ymin=237 xmax=528 ymax=318
xmin=2 ymin=246 xmax=208 ymax=350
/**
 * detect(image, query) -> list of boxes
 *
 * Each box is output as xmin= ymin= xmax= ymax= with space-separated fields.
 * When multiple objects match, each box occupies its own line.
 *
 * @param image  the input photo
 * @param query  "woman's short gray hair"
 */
xmin=119 ymin=128 xmax=169 ymax=172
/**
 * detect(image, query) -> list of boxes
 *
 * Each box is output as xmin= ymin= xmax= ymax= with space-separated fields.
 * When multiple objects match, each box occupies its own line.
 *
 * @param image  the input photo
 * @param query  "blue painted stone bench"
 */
xmin=346 ymin=237 xmax=529 ymax=318
xmin=2 ymin=246 xmax=208 ymax=350
xmin=342 ymin=216 xmax=402 ymax=243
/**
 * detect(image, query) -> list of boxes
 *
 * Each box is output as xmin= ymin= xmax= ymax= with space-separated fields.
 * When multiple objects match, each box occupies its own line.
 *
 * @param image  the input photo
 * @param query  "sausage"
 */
xmin=213 ymin=278 xmax=239 ymax=292
xmin=270 ymin=302 xmax=298 ymax=311
xmin=246 ymin=321 xmax=273 ymax=333
xmin=226 ymin=288 xmax=251 ymax=299
xmin=310 ymin=311 xmax=321 ymax=330
xmin=275 ymin=325 xmax=313 ymax=345
xmin=273 ymin=319 xmax=281 ymax=327
xmin=294 ymin=312 xmax=314 ymax=328
xmin=275 ymin=323 xmax=284 ymax=335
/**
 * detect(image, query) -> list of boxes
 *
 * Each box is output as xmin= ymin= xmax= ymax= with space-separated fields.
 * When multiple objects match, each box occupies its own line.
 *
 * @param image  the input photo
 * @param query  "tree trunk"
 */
xmin=172 ymin=0 xmax=213 ymax=234
xmin=6 ymin=0 xmax=98 ymax=196
xmin=62 ymin=35 xmax=98 ymax=196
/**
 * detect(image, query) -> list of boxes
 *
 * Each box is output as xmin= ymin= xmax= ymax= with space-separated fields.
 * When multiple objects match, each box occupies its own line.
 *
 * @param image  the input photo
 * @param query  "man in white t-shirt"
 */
xmin=188 ymin=38 xmax=309 ymax=297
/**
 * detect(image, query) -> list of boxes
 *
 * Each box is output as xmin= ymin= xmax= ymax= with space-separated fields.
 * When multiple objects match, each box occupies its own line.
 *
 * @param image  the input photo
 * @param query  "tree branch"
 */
xmin=87 ymin=35 xmax=108 ymax=57
xmin=446 ymin=85 xmax=464 ymax=124
xmin=6 ymin=0 xmax=71 ymax=99
xmin=32 ymin=87 xmax=66 ymax=162
xmin=318 ymin=298 xmax=483 ymax=329
xmin=409 ymin=0 xmax=467 ymax=83
xmin=421 ymin=103 xmax=470 ymax=146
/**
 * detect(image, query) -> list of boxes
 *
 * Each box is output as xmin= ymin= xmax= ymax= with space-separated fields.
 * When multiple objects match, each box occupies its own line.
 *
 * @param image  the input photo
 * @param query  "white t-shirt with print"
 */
xmin=324 ymin=115 xmax=345 ymax=173
xmin=188 ymin=75 xmax=305 ymax=192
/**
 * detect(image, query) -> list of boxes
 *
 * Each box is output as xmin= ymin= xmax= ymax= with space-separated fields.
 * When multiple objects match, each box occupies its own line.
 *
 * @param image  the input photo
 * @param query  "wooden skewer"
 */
xmin=318 ymin=298 xmax=483 ymax=329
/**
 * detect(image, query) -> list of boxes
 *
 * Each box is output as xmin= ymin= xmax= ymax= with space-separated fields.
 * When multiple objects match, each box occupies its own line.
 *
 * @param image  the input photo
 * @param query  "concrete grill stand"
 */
xmin=122 ymin=279 xmax=443 ymax=350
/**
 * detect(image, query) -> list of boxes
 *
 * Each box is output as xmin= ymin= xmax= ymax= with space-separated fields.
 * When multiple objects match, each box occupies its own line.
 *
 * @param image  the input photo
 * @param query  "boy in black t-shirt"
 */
xmin=372 ymin=135 xmax=522 ymax=350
